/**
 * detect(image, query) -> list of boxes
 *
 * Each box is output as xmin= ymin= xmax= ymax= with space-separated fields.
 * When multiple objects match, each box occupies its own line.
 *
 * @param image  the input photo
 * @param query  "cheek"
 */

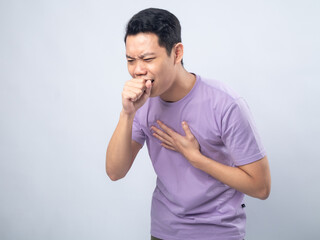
xmin=154 ymin=62 xmax=170 ymax=76
xmin=159 ymin=63 xmax=173 ymax=78
xmin=147 ymin=63 xmax=157 ymax=73
xmin=127 ymin=65 xmax=135 ymax=77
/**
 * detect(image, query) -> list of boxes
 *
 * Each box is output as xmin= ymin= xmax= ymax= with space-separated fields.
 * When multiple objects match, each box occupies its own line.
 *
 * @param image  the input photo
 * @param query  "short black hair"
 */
xmin=124 ymin=8 xmax=182 ymax=56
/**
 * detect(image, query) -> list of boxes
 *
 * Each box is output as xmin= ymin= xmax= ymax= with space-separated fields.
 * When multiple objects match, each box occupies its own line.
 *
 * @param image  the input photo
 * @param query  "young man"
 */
xmin=106 ymin=8 xmax=271 ymax=240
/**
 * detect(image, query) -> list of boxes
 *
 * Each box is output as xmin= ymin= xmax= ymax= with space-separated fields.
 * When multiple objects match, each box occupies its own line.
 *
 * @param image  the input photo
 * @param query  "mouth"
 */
xmin=143 ymin=78 xmax=154 ymax=86
xmin=146 ymin=79 xmax=155 ymax=85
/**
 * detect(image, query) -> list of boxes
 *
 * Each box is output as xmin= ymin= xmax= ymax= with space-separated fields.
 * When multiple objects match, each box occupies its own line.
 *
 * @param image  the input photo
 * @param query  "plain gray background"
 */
xmin=1 ymin=0 xmax=319 ymax=239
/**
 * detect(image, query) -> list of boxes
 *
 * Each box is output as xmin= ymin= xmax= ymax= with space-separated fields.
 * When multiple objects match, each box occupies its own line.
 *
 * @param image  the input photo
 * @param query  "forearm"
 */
xmin=189 ymin=152 xmax=270 ymax=199
xmin=106 ymin=110 xmax=135 ymax=180
xmin=150 ymin=121 xmax=270 ymax=199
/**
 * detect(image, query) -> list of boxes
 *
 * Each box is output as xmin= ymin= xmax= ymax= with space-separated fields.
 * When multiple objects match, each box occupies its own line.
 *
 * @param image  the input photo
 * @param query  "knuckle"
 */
xmin=125 ymin=79 xmax=133 ymax=85
xmin=133 ymin=78 xmax=144 ymax=83
xmin=190 ymin=136 xmax=196 ymax=142
xmin=138 ymin=83 xmax=145 ymax=90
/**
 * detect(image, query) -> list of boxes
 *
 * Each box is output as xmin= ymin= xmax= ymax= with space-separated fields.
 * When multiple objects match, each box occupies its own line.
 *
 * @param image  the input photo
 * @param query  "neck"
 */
xmin=160 ymin=67 xmax=196 ymax=102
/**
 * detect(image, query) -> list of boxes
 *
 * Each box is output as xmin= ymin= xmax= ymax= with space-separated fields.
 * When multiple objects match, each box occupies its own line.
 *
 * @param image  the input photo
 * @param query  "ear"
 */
xmin=173 ymin=43 xmax=184 ymax=64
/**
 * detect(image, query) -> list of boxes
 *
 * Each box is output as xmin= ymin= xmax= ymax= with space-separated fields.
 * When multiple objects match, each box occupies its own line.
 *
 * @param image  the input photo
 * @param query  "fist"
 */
xmin=122 ymin=78 xmax=152 ymax=115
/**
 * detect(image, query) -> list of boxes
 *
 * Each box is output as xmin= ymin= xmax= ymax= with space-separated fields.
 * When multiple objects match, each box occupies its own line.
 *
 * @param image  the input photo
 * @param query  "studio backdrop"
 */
xmin=1 ymin=0 xmax=319 ymax=239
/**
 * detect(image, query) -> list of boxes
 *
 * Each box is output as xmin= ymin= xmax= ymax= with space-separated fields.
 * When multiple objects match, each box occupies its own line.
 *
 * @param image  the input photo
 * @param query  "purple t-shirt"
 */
xmin=132 ymin=75 xmax=266 ymax=240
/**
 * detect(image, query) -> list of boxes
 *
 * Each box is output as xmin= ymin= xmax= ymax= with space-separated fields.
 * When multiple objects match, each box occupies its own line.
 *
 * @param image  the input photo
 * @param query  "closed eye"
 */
xmin=144 ymin=58 xmax=155 ymax=62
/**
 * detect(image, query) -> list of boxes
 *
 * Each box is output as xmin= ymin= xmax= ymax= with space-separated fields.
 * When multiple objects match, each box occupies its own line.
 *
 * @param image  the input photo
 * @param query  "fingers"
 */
xmin=151 ymin=121 xmax=179 ymax=152
xmin=152 ymin=131 xmax=172 ymax=147
xmin=151 ymin=123 xmax=173 ymax=143
xmin=151 ymin=126 xmax=177 ymax=152
xmin=151 ymin=121 xmax=200 ymax=158
xmin=153 ymin=121 xmax=192 ymax=138
xmin=145 ymin=79 xmax=152 ymax=89
xmin=182 ymin=121 xmax=193 ymax=137
xmin=160 ymin=143 xmax=176 ymax=151
xmin=122 ymin=78 xmax=151 ymax=102
xmin=156 ymin=120 xmax=175 ymax=136
xmin=143 ymin=80 xmax=152 ymax=98
xmin=122 ymin=89 xmax=143 ymax=102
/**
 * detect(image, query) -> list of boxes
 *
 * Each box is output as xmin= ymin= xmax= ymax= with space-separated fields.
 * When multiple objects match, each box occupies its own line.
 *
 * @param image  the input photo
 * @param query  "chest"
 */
xmin=141 ymin=99 xmax=224 ymax=151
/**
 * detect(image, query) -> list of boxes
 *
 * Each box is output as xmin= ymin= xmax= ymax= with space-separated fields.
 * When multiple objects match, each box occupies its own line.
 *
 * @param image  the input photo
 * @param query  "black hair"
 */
xmin=124 ymin=8 xmax=182 ymax=56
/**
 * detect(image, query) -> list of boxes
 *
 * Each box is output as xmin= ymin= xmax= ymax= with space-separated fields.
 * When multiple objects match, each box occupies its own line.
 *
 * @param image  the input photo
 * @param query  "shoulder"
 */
xmin=195 ymin=75 xmax=241 ymax=110
xmin=197 ymin=75 xmax=239 ymax=100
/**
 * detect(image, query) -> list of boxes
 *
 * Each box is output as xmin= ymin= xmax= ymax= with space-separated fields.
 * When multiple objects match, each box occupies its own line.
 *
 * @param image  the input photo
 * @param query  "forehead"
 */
xmin=125 ymin=33 xmax=166 ymax=57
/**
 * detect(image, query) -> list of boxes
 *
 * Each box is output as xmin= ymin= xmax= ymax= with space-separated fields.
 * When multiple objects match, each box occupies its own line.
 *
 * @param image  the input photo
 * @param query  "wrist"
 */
xmin=120 ymin=109 xmax=136 ymax=121
xmin=185 ymin=149 xmax=203 ymax=167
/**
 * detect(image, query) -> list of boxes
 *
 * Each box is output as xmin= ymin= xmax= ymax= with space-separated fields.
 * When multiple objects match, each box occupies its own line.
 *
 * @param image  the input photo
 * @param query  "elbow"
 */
xmin=108 ymin=174 xmax=123 ymax=182
xmin=107 ymin=172 xmax=124 ymax=182
xmin=253 ymin=170 xmax=271 ymax=200
xmin=106 ymin=167 xmax=125 ymax=181
xmin=106 ymin=169 xmax=117 ymax=181
xmin=105 ymin=151 xmax=132 ymax=182
xmin=106 ymin=154 xmax=123 ymax=181
xmin=256 ymin=184 xmax=271 ymax=200
xmin=257 ymin=189 xmax=270 ymax=200
xmin=106 ymin=163 xmax=126 ymax=181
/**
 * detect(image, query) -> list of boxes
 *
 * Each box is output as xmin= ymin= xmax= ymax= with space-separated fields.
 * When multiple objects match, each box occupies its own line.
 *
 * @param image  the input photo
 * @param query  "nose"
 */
xmin=133 ymin=61 xmax=147 ymax=77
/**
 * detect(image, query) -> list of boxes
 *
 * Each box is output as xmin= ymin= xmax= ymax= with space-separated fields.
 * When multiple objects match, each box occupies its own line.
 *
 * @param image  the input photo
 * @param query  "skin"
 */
xmin=106 ymin=32 xmax=271 ymax=200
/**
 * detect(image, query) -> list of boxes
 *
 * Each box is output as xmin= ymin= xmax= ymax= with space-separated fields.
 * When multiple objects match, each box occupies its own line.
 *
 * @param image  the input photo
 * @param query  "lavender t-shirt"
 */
xmin=132 ymin=75 xmax=266 ymax=240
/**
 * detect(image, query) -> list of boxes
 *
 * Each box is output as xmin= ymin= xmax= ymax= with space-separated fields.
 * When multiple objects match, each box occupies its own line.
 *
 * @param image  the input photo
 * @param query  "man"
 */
xmin=106 ymin=8 xmax=271 ymax=240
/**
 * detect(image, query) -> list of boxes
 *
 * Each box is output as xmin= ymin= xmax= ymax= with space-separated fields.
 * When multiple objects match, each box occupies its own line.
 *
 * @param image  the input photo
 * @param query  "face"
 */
xmin=125 ymin=33 xmax=177 ymax=98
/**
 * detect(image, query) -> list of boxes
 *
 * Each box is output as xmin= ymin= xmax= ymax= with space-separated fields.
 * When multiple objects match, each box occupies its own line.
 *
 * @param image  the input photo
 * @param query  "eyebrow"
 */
xmin=126 ymin=52 xmax=156 ymax=59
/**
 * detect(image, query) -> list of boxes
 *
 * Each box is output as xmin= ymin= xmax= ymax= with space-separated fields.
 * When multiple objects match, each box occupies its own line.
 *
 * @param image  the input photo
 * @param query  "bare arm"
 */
xmin=106 ymin=112 xmax=142 ymax=181
xmin=151 ymin=120 xmax=271 ymax=199
xmin=106 ymin=79 xmax=152 ymax=181
xmin=191 ymin=154 xmax=271 ymax=199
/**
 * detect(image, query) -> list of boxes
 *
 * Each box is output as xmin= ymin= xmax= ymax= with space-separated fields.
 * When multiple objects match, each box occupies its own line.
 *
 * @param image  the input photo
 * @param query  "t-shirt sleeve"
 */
xmin=132 ymin=115 xmax=146 ymax=146
xmin=221 ymin=98 xmax=266 ymax=166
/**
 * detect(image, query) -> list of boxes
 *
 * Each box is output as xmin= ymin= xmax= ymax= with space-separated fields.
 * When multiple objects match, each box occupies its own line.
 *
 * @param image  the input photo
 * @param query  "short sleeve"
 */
xmin=221 ymin=98 xmax=266 ymax=166
xmin=132 ymin=115 xmax=146 ymax=146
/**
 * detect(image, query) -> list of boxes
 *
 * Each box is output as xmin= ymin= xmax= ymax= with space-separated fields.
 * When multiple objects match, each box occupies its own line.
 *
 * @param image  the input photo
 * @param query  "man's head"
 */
xmin=124 ymin=8 xmax=182 ymax=57
xmin=124 ymin=8 xmax=185 ymax=100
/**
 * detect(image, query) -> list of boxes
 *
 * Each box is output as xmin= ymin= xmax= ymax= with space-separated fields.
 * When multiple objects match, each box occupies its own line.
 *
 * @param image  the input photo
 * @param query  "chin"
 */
xmin=149 ymin=92 xmax=157 ymax=98
xmin=149 ymin=88 xmax=160 ymax=98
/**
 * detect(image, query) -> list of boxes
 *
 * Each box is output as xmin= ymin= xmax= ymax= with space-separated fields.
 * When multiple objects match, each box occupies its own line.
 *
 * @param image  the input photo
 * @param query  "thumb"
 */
xmin=138 ymin=80 xmax=152 ymax=103
xmin=182 ymin=121 xmax=193 ymax=137
xmin=144 ymin=80 xmax=152 ymax=97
